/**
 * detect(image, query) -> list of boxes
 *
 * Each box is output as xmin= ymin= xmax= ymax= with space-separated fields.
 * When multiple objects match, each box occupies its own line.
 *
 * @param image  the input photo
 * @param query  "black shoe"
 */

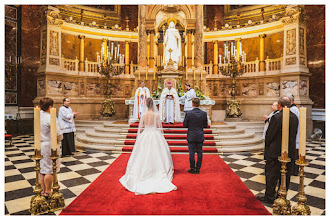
xmin=188 ymin=168 xmax=196 ymax=174
xmin=170 ymin=122 xmax=174 ymax=124
xmin=195 ymin=169 xmax=200 ymax=174
xmin=256 ymin=196 xmax=274 ymax=204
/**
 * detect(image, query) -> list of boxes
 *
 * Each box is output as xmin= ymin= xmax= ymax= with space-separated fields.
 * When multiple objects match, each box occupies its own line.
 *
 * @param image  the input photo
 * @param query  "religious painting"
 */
xmin=286 ymin=29 xmax=296 ymax=56
xmin=266 ymin=82 xmax=280 ymax=96
xmin=282 ymin=80 xmax=298 ymax=96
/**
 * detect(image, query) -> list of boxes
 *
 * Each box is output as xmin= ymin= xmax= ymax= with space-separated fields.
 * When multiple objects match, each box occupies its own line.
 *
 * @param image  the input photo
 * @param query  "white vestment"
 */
xmin=290 ymin=105 xmax=300 ymax=149
xmin=163 ymin=21 xmax=181 ymax=69
xmin=179 ymin=89 xmax=196 ymax=111
xmin=133 ymin=87 xmax=150 ymax=119
xmin=159 ymin=88 xmax=181 ymax=123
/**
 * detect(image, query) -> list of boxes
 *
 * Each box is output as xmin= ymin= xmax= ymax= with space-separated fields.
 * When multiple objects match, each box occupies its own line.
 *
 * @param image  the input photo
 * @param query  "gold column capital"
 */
xmin=212 ymin=40 xmax=219 ymax=44
xmin=235 ymin=37 xmax=242 ymax=42
xmin=125 ymin=40 xmax=131 ymax=44
xmin=78 ymin=35 xmax=85 ymax=40
xmin=259 ymin=34 xmax=267 ymax=39
xmin=102 ymin=38 xmax=108 ymax=43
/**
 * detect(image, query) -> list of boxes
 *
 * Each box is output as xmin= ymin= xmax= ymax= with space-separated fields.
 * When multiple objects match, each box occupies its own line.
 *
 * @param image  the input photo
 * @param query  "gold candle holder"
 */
xmin=29 ymin=149 xmax=49 ymax=215
xmin=273 ymin=153 xmax=292 ymax=215
xmin=291 ymin=156 xmax=311 ymax=215
xmin=49 ymin=149 xmax=65 ymax=212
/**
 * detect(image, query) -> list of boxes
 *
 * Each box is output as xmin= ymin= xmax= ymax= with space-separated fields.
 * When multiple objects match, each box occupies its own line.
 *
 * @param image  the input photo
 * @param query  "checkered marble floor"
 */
xmin=4 ymin=135 xmax=325 ymax=215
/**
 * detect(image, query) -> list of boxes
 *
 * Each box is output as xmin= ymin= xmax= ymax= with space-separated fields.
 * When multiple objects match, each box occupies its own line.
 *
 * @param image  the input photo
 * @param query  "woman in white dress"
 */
xmin=120 ymin=98 xmax=177 ymax=195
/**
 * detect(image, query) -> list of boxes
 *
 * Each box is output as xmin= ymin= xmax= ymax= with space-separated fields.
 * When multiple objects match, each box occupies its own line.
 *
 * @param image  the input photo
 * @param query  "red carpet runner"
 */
xmin=60 ymin=154 xmax=270 ymax=215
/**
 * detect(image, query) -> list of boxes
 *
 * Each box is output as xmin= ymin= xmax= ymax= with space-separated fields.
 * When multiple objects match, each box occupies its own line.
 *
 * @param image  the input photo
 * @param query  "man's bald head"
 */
xmin=278 ymin=96 xmax=291 ymax=108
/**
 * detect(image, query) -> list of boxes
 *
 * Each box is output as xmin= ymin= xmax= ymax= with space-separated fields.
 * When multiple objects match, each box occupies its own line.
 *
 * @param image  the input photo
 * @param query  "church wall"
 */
xmin=61 ymin=33 xmax=80 ymax=60
xmin=305 ymin=5 xmax=325 ymax=108
xmin=20 ymin=5 xmax=42 ymax=107
xmin=85 ymin=38 xmax=101 ymax=62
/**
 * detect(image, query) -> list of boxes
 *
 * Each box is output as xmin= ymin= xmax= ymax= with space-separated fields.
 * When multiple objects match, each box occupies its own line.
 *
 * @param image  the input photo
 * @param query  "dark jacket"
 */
xmin=265 ymin=109 xmax=298 ymax=160
xmin=183 ymin=108 xmax=208 ymax=143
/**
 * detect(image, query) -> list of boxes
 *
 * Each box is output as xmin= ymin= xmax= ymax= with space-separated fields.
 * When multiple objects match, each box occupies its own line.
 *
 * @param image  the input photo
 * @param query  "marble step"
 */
xmin=220 ymin=143 xmax=264 ymax=153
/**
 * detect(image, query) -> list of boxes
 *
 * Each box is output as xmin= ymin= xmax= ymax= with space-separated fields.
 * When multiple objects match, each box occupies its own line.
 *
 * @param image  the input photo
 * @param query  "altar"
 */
xmin=125 ymin=99 xmax=215 ymax=124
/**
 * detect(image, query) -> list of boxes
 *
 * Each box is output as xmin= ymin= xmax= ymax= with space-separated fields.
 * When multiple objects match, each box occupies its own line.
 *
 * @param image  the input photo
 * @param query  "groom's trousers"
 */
xmin=188 ymin=142 xmax=203 ymax=170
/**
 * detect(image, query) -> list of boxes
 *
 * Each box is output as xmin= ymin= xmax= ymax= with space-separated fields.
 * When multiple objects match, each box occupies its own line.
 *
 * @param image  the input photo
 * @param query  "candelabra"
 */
xmin=99 ymin=59 xmax=124 ymax=117
xmin=49 ymin=149 xmax=65 ymax=212
xmin=219 ymin=56 xmax=245 ymax=118
xmin=29 ymin=150 xmax=49 ymax=215
xmin=273 ymin=153 xmax=292 ymax=215
xmin=291 ymin=156 xmax=311 ymax=215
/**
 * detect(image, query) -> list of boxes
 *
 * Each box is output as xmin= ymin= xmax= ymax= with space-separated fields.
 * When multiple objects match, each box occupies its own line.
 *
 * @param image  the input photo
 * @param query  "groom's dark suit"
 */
xmin=183 ymin=108 xmax=208 ymax=172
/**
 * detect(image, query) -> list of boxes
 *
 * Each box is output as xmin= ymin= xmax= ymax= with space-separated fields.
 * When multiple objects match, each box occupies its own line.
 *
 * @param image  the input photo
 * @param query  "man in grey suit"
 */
xmin=183 ymin=98 xmax=208 ymax=174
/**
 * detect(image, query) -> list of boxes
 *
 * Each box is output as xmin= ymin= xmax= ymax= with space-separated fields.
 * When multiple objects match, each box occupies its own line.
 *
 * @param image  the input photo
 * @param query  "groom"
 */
xmin=183 ymin=98 xmax=208 ymax=174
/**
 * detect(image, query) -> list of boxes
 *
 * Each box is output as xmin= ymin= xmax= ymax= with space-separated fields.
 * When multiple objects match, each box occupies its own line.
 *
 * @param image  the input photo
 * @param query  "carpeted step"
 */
xmin=123 ymin=140 xmax=218 ymax=146
xmin=125 ymin=134 xmax=215 ymax=140
xmin=129 ymin=122 xmax=211 ymax=129
xmin=121 ymin=146 xmax=219 ymax=153
xmin=127 ymin=129 xmax=214 ymax=134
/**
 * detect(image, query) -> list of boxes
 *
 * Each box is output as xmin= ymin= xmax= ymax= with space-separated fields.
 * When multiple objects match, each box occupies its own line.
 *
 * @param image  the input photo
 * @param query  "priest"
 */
xmin=179 ymin=83 xmax=196 ymax=112
xmin=159 ymin=81 xmax=181 ymax=124
xmin=133 ymin=81 xmax=150 ymax=119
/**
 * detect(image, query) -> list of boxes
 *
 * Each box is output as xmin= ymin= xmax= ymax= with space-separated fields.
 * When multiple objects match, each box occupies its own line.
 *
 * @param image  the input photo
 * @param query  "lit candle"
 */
xmin=146 ymin=66 xmax=148 ymax=80
xmin=50 ymin=107 xmax=57 ymax=151
xmin=281 ymin=107 xmax=290 ymax=158
xmin=34 ymin=106 xmax=41 ymax=151
xmin=111 ymin=42 xmax=114 ymax=56
xmin=299 ymin=107 xmax=307 ymax=161
xmin=117 ymin=44 xmax=120 ymax=58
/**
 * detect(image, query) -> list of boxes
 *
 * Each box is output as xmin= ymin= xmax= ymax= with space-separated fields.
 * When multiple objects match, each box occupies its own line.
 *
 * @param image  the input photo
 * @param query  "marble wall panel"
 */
xmin=49 ymin=31 xmax=59 ymax=56
xmin=37 ymin=79 xmax=46 ymax=96
xmin=63 ymin=82 xmax=79 ymax=96
xmin=5 ymin=92 xmax=17 ymax=105
xmin=5 ymin=5 xmax=17 ymax=19
xmin=282 ymin=80 xmax=297 ymax=96
xmin=286 ymin=29 xmax=296 ymax=56
xmin=86 ymin=83 xmax=101 ymax=96
xmin=47 ymin=80 xmax=63 ymax=95
xmin=61 ymin=33 xmax=79 ymax=60
xmin=265 ymin=32 xmax=284 ymax=59
xmin=300 ymin=80 xmax=308 ymax=96
xmin=120 ymin=5 xmax=138 ymax=31
xmin=242 ymin=37 xmax=260 ymax=62
xmin=129 ymin=42 xmax=138 ymax=64
xmin=241 ymin=83 xmax=257 ymax=96
xmin=266 ymin=82 xmax=280 ymax=96
xmin=85 ymin=38 xmax=102 ymax=62
xmin=5 ymin=19 xmax=17 ymax=91
xmin=205 ymin=5 xmax=225 ymax=30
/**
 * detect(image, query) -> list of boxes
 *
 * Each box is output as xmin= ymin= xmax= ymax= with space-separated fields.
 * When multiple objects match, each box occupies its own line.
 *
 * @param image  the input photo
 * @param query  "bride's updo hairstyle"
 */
xmin=146 ymin=97 xmax=154 ymax=109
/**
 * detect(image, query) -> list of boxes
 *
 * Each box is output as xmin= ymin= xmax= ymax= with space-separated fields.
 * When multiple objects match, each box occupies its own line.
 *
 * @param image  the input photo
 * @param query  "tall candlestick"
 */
xmin=201 ymin=66 xmax=203 ymax=79
xmin=34 ymin=106 xmax=41 ymax=151
xmin=186 ymin=67 xmax=188 ymax=79
xmin=117 ymin=44 xmax=120 ymax=58
xmin=50 ymin=107 xmax=57 ymax=151
xmin=111 ymin=42 xmax=114 ymax=56
xmin=153 ymin=67 xmax=156 ymax=80
xmin=146 ymin=66 xmax=148 ymax=80
xmin=299 ymin=107 xmax=307 ymax=160
xmin=281 ymin=107 xmax=290 ymax=158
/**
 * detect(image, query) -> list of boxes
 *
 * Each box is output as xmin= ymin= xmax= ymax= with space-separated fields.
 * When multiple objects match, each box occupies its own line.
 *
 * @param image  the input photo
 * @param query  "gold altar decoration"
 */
xmin=49 ymin=149 xmax=65 ymax=212
xmin=273 ymin=152 xmax=292 ymax=215
xmin=99 ymin=59 xmax=124 ymax=117
xmin=29 ymin=150 xmax=49 ymax=215
xmin=219 ymin=55 xmax=245 ymax=118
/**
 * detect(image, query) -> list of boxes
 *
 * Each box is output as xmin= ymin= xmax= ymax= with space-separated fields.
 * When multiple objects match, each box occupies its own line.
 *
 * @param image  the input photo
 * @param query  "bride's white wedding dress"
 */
xmin=119 ymin=109 xmax=177 ymax=195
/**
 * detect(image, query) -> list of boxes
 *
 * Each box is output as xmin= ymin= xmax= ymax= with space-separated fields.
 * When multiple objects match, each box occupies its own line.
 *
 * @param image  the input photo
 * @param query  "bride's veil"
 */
xmin=137 ymin=97 xmax=163 ymax=136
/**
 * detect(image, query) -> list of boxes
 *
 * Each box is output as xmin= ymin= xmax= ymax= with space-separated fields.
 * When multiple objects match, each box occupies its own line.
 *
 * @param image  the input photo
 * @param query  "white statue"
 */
xmin=163 ymin=21 xmax=181 ymax=69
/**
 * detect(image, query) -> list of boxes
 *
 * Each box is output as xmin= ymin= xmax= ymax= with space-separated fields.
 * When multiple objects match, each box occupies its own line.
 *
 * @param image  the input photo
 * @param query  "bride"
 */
xmin=119 ymin=97 xmax=177 ymax=195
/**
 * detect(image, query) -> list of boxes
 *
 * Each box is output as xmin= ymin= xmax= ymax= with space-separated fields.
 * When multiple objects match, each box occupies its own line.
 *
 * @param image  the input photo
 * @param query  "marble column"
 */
xmin=138 ymin=5 xmax=147 ymax=68
xmin=259 ymin=34 xmax=266 ymax=71
xmin=78 ymin=35 xmax=85 ymax=71
xmin=187 ymin=30 xmax=193 ymax=68
xmin=149 ymin=30 xmax=155 ymax=68
xmin=213 ymin=40 xmax=218 ymax=75
xmin=102 ymin=38 xmax=108 ymax=62
xmin=195 ymin=5 xmax=204 ymax=67
xmin=125 ymin=40 xmax=130 ymax=74
xmin=235 ymin=38 xmax=242 ymax=61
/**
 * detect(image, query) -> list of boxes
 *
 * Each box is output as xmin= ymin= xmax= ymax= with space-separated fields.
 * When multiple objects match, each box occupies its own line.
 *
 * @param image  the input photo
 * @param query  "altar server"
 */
xmin=133 ymin=81 xmax=150 ymax=119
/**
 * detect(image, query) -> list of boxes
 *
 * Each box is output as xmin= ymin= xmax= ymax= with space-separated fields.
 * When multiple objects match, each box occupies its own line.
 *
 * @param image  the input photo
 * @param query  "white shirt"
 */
xmin=180 ymin=89 xmax=196 ymax=111
xmin=58 ymin=105 xmax=76 ymax=133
